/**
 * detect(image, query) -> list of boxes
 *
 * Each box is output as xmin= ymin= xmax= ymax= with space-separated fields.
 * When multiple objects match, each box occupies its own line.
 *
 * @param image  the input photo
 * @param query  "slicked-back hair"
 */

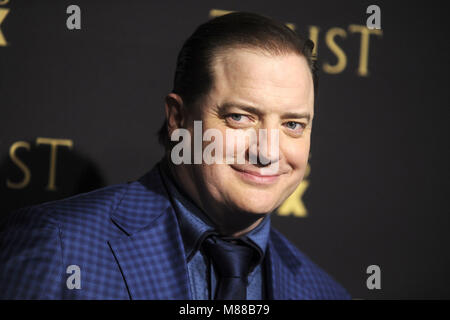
xmin=158 ymin=11 xmax=318 ymax=150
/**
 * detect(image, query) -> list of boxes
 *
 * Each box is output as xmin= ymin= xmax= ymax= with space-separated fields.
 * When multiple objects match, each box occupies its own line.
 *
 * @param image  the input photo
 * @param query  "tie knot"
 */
xmin=202 ymin=235 xmax=258 ymax=279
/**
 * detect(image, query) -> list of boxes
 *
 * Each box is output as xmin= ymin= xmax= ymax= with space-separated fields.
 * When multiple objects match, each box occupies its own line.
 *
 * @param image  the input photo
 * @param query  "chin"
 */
xmin=231 ymin=195 xmax=278 ymax=215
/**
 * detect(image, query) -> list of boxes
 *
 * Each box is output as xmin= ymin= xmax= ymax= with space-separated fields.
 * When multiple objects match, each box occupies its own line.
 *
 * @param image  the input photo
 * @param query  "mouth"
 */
xmin=230 ymin=165 xmax=282 ymax=185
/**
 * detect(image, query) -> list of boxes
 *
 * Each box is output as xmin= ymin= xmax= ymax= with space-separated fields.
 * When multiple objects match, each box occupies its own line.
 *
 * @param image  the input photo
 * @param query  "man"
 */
xmin=0 ymin=12 xmax=350 ymax=299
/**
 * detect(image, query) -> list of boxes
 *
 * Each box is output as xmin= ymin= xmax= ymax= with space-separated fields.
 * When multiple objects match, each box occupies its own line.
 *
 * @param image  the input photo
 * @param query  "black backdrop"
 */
xmin=1 ymin=0 xmax=449 ymax=299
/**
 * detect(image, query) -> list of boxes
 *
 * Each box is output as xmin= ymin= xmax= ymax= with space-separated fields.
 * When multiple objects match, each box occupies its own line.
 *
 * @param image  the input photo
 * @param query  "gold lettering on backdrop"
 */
xmin=308 ymin=26 xmax=320 ymax=58
xmin=0 ymin=4 xmax=9 ymax=46
xmin=277 ymin=163 xmax=311 ymax=217
xmin=209 ymin=9 xmax=233 ymax=18
xmin=209 ymin=10 xmax=382 ymax=77
xmin=323 ymin=27 xmax=348 ymax=74
xmin=348 ymin=24 xmax=382 ymax=76
xmin=6 ymin=141 xmax=31 ymax=189
xmin=285 ymin=23 xmax=296 ymax=31
xmin=36 ymin=137 xmax=73 ymax=191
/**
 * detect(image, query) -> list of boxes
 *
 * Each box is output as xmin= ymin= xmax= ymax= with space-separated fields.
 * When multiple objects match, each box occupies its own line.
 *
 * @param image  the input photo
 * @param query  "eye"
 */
xmin=226 ymin=113 xmax=251 ymax=124
xmin=285 ymin=121 xmax=306 ymax=133
xmin=230 ymin=114 xmax=243 ymax=121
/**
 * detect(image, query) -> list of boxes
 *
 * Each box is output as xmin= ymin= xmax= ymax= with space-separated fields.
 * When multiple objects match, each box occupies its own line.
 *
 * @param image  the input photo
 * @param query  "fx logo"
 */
xmin=0 ymin=0 xmax=10 ymax=46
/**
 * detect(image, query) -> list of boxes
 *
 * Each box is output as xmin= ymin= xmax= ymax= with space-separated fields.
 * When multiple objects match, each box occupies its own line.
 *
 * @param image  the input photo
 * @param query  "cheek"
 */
xmin=199 ymin=164 xmax=229 ymax=196
xmin=283 ymin=138 xmax=310 ymax=170
xmin=281 ymin=140 xmax=310 ymax=198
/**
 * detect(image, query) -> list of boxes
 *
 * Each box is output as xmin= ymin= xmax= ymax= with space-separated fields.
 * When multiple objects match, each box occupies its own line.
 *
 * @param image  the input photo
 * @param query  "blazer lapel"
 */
xmin=108 ymin=164 xmax=191 ymax=299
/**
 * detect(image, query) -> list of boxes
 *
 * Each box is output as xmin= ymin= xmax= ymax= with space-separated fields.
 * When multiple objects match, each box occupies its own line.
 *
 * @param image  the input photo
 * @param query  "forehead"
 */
xmin=208 ymin=48 xmax=314 ymax=113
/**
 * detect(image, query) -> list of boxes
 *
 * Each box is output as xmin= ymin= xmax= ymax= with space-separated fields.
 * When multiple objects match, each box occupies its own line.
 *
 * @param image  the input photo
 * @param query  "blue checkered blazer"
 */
xmin=0 ymin=162 xmax=351 ymax=300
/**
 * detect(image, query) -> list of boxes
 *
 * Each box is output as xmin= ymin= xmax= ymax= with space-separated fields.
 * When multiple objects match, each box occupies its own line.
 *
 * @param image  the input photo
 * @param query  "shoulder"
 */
xmin=0 ymin=162 xmax=169 ymax=238
xmin=269 ymin=227 xmax=351 ymax=300
xmin=1 ymin=183 xmax=129 ymax=233
xmin=0 ymin=183 xmax=132 ymax=299
xmin=0 ymin=182 xmax=131 ymax=267
xmin=0 ymin=165 xmax=169 ymax=299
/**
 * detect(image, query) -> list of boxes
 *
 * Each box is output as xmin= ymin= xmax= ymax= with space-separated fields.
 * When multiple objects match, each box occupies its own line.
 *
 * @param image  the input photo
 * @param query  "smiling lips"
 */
xmin=230 ymin=165 xmax=282 ymax=185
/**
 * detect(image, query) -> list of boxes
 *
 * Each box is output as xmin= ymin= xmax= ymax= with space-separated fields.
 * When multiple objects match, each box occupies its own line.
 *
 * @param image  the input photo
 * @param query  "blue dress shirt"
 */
xmin=158 ymin=160 xmax=271 ymax=300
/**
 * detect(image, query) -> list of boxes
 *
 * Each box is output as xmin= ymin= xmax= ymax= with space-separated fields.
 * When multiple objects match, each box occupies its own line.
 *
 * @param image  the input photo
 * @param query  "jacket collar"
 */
xmin=110 ymin=162 xmax=172 ymax=236
xmin=108 ymin=162 xmax=191 ymax=299
xmin=158 ymin=158 xmax=272 ymax=263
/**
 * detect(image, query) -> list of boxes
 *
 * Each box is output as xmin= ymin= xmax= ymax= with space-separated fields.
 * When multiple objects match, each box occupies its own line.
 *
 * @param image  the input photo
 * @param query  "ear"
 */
xmin=164 ymin=93 xmax=187 ymax=137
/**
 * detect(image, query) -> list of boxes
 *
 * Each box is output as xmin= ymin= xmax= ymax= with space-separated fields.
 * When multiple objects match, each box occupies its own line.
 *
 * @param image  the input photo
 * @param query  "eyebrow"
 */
xmin=218 ymin=102 xmax=312 ymax=122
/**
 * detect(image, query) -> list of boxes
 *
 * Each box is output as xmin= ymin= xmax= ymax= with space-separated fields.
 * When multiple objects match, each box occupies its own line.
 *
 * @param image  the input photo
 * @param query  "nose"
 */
xmin=248 ymin=126 xmax=282 ymax=169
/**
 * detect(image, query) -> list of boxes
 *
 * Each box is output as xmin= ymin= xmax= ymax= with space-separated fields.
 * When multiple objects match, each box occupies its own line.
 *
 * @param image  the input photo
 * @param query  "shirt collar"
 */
xmin=157 ymin=158 xmax=271 ymax=262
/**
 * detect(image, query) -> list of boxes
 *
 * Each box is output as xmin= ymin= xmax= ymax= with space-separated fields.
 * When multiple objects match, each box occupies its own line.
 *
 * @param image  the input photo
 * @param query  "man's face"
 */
xmin=184 ymin=48 xmax=314 ymax=216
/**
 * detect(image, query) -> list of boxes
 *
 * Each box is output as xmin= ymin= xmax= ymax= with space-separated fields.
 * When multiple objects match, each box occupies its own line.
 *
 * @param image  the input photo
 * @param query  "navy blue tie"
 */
xmin=202 ymin=235 xmax=259 ymax=300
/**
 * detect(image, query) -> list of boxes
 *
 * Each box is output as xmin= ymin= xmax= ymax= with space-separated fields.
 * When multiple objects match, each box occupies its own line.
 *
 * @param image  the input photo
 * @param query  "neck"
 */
xmin=162 ymin=155 xmax=266 ymax=237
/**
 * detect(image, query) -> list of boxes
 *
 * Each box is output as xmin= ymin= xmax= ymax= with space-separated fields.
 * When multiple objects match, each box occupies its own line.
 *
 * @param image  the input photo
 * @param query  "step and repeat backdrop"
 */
xmin=0 ymin=0 xmax=448 ymax=299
